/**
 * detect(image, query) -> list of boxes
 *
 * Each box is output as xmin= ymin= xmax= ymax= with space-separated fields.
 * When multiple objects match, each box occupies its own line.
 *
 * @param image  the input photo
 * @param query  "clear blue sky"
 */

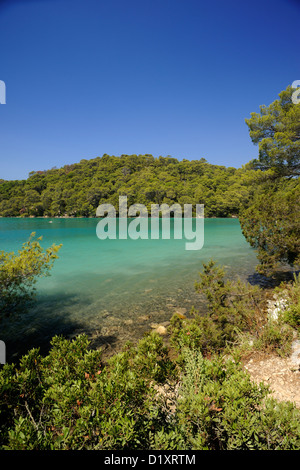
xmin=0 ymin=0 xmax=299 ymax=180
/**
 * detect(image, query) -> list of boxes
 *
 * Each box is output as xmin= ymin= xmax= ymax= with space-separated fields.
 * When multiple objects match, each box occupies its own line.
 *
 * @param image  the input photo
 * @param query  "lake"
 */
xmin=0 ymin=217 xmax=259 ymax=361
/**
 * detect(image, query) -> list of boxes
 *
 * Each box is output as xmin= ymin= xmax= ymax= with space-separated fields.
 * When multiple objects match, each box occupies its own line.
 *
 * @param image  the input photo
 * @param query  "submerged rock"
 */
xmin=155 ymin=325 xmax=168 ymax=335
xmin=150 ymin=323 xmax=169 ymax=335
xmin=174 ymin=307 xmax=187 ymax=316
xmin=137 ymin=315 xmax=150 ymax=321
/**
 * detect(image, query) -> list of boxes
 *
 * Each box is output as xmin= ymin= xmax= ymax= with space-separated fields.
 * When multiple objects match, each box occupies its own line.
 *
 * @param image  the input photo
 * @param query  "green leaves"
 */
xmin=0 ymin=333 xmax=175 ymax=450
xmin=240 ymin=179 xmax=300 ymax=275
xmin=0 ymin=154 xmax=258 ymax=218
xmin=1 ymin=329 xmax=300 ymax=450
xmin=246 ymin=86 xmax=300 ymax=178
xmin=0 ymin=233 xmax=62 ymax=317
xmin=175 ymin=348 xmax=300 ymax=450
xmin=242 ymin=87 xmax=300 ymax=275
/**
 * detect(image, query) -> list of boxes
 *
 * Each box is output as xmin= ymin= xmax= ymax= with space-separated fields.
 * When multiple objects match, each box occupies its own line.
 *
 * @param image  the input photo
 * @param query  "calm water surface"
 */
xmin=0 ymin=217 xmax=259 ymax=361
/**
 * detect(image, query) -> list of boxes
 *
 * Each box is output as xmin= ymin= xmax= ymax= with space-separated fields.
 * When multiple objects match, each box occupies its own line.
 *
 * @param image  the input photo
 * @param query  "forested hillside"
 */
xmin=0 ymin=154 xmax=260 ymax=218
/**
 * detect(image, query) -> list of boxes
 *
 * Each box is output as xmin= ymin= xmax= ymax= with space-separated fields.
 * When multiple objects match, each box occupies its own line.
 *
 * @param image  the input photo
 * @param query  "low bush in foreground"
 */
xmin=0 ymin=331 xmax=300 ymax=450
xmin=170 ymin=260 xmax=299 ymax=359
xmin=1 ymin=260 xmax=299 ymax=450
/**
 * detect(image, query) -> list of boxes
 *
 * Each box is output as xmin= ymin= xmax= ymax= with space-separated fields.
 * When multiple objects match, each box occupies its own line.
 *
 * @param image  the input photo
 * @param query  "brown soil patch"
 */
xmin=243 ymin=348 xmax=300 ymax=408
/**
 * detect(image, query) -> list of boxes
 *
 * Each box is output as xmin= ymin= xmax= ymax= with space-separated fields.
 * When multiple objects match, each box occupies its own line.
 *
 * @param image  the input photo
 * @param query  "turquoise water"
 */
xmin=0 ymin=217 xmax=259 ymax=361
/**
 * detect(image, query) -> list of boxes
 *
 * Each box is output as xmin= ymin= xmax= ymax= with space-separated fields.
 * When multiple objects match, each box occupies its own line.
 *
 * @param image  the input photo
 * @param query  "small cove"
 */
xmin=0 ymin=217 xmax=259 ymax=361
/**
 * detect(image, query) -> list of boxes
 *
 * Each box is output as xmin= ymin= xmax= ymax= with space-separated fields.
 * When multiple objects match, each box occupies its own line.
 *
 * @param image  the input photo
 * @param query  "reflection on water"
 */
xmin=0 ymin=218 xmax=259 ymax=362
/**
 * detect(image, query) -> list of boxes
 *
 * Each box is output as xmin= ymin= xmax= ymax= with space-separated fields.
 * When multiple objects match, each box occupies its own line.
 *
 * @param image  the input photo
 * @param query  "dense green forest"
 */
xmin=0 ymin=155 xmax=260 ymax=218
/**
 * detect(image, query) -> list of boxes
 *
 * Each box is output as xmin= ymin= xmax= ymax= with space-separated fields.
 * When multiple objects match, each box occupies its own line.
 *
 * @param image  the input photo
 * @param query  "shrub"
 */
xmin=170 ymin=311 xmax=224 ymax=357
xmin=1 ymin=333 xmax=300 ymax=450
xmin=170 ymin=260 xmax=266 ymax=357
xmin=284 ymin=303 xmax=300 ymax=330
xmin=254 ymin=322 xmax=294 ymax=356
xmin=0 ymin=333 xmax=175 ymax=450
xmin=173 ymin=349 xmax=300 ymax=450
xmin=0 ymin=233 xmax=61 ymax=317
xmin=280 ymin=274 xmax=300 ymax=331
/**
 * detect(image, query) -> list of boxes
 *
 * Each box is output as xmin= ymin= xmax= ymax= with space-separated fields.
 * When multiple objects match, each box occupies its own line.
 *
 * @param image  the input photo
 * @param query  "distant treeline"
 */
xmin=0 ymin=154 xmax=260 ymax=218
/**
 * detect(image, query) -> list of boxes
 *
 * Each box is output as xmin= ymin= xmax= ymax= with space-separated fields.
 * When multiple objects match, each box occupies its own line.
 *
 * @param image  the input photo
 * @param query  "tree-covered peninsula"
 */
xmin=0 ymin=155 xmax=259 ymax=218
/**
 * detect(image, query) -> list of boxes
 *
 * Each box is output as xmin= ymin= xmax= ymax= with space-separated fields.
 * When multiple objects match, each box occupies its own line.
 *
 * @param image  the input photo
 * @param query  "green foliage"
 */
xmin=175 ymin=349 xmax=300 ymax=450
xmin=194 ymin=260 xmax=263 ymax=331
xmin=170 ymin=259 xmax=300 ymax=362
xmin=246 ymin=86 xmax=300 ymax=178
xmin=0 ymin=155 xmax=259 ymax=218
xmin=0 ymin=335 xmax=174 ymax=449
xmin=240 ymin=179 xmax=300 ymax=275
xmin=170 ymin=311 xmax=224 ymax=357
xmin=0 ymin=333 xmax=178 ymax=450
xmin=1 ymin=332 xmax=300 ymax=450
xmin=284 ymin=303 xmax=300 ymax=330
xmin=0 ymin=233 xmax=62 ymax=318
xmin=241 ymin=86 xmax=300 ymax=275
xmin=277 ymin=273 xmax=300 ymax=331
xmin=170 ymin=260 xmax=264 ymax=356
xmin=254 ymin=322 xmax=294 ymax=357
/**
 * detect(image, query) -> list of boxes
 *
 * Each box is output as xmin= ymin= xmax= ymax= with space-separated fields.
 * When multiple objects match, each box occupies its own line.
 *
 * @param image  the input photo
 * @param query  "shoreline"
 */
xmin=0 ymin=215 xmax=239 ymax=219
